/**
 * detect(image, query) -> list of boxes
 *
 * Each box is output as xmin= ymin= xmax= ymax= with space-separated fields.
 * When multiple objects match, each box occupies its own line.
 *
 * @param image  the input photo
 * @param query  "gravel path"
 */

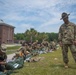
xmin=7 ymin=53 xmax=15 ymax=61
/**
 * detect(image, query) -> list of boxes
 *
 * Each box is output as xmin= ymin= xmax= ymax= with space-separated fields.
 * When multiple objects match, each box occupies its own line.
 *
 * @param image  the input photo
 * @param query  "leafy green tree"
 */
xmin=14 ymin=33 xmax=25 ymax=40
xmin=47 ymin=33 xmax=58 ymax=42
xmin=24 ymin=28 xmax=38 ymax=42
xmin=14 ymin=28 xmax=58 ymax=43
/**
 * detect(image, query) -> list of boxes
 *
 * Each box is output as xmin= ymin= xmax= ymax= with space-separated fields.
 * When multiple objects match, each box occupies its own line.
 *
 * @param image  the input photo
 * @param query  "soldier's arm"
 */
xmin=0 ymin=61 xmax=6 ymax=65
xmin=58 ymin=27 xmax=63 ymax=47
xmin=74 ymin=25 xmax=76 ymax=40
xmin=58 ymin=27 xmax=62 ymax=41
xmin=73 ymin=25 xmax=76 ymax=45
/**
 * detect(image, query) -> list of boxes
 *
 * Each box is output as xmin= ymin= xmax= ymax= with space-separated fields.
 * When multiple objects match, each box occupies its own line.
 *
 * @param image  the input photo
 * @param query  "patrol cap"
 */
xmin=60 ymin=12 xmax=70 ymax=20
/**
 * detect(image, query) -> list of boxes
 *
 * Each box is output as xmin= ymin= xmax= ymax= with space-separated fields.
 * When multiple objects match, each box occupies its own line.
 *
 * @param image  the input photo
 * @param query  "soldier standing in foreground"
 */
xmin=58 ymin=12 xmax=76 ymax=68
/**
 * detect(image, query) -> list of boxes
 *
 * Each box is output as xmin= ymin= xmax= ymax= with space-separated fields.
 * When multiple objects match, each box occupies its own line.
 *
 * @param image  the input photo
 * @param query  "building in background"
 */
xmin=0 ymin=21 xmax=15 ymax=44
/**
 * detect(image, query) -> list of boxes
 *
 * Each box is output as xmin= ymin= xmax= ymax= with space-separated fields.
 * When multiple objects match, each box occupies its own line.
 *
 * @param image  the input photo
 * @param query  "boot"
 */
xmin=64 ymin=63 xmax=68 ymax=69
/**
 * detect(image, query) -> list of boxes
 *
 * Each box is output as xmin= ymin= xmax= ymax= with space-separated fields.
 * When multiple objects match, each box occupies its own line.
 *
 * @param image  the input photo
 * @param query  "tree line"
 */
xmin=14 ymin=28 xmax=58 ymax=43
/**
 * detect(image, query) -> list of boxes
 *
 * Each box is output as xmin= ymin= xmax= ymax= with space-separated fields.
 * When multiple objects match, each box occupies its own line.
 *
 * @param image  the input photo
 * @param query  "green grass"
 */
xmin=11 ymin=48 xmax=76 ymax=75
xmin=7 ymin=46 xmax=20 ymax=50
xmin=6 ymin=46 xmax=20 ymax=54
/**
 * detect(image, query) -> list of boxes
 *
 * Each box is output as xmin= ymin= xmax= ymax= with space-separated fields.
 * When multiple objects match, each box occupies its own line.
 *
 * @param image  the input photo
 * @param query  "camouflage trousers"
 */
xmin=62 ymin=44 xmax=76 ymax=64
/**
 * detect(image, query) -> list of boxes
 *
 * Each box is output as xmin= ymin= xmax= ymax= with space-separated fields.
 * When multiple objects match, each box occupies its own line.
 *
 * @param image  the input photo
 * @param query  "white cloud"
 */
xmin=19 ymin=23 xmax=34 ymax=29
xmin=0 ymin=0 xmax=76 ymax=33
xmin=3 ymin=13 xmax=24 ymax=21
xmin=14 ymin=23 xmax=35 ymax=33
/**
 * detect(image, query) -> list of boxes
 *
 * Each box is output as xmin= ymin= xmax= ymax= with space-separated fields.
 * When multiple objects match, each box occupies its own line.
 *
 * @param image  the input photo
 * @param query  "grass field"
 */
xmin=11 ymin=48 xmax=76 ymax=75
xmin=6 ymin=46 xmax=20 ymax=54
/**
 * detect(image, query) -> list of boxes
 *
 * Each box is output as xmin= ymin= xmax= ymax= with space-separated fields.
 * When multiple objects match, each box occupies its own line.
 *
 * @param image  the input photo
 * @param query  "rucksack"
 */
xmin=0 ymin=72 xmax=6 ymax=75
xmin=6 ymin=57 xmax=24 ymax=70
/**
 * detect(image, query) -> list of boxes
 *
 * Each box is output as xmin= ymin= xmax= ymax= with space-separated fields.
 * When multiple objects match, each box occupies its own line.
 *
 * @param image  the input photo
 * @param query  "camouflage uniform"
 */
xmin=0 ymin=51 xmax=7 ymax=72
xmin=58 ymin=22 xmax=76 ymax=64
xmin=0 ymin=53 xmax=7 ymax=61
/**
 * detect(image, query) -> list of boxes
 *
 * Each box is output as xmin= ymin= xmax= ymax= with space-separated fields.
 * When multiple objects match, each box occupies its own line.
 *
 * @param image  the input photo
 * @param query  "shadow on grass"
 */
xmin=50 ymin=64 xmax=64 ymax=68
xmin=69 ymin=65 xmax=76 ymax=69
xmin=49 ymin=64 xmax=76 ymax=69
xmin=12 ymin=70 xmax=19 ymax=74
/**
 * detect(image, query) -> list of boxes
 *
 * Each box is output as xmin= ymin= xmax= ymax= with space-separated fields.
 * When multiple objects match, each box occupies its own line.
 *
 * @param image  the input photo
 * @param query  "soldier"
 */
xmin=0 ymin=44 xmax=7 ymax=72
xmin=0 ymin=43 xmax=7 ymax=61
xmin=58 ymin=12 xmax=76 ymax=68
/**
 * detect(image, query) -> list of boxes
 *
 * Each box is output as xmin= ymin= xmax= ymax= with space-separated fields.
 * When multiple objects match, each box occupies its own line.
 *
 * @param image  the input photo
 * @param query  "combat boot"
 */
xmin=64 ymin=63 xmax=68 ymax=69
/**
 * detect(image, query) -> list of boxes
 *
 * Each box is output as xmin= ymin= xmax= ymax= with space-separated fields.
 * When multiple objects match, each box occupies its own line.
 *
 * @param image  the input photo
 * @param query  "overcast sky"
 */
xmin=0 ymin=0 xmax=76 ymax=33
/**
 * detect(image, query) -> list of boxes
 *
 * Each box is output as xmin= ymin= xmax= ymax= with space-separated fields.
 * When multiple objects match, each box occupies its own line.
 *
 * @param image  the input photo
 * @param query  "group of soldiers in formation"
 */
xmin=0 ymin=40 xmax=58 ymax=75
xmin=17 ymin=40 xmax=57 ymax=58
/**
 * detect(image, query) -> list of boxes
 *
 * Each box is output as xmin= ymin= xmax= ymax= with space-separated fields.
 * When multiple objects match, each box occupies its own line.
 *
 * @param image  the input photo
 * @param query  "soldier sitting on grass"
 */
xmin=0 ymin=44 xmax=12 ymax=75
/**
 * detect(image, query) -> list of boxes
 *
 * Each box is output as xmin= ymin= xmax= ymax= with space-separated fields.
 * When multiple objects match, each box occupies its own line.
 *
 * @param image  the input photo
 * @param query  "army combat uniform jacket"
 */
xmin=58 ymin=22 xmax=76 ymax=44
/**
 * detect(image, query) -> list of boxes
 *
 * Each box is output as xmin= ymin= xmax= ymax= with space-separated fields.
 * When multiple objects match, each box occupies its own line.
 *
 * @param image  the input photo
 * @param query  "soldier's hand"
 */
xmin=73 ymin=40 xmax=76 ymax=46
xmin=0 ymin=61 xmax=6 ymax=65
xmin=59 ymin=41 xmax=63 ymax=47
